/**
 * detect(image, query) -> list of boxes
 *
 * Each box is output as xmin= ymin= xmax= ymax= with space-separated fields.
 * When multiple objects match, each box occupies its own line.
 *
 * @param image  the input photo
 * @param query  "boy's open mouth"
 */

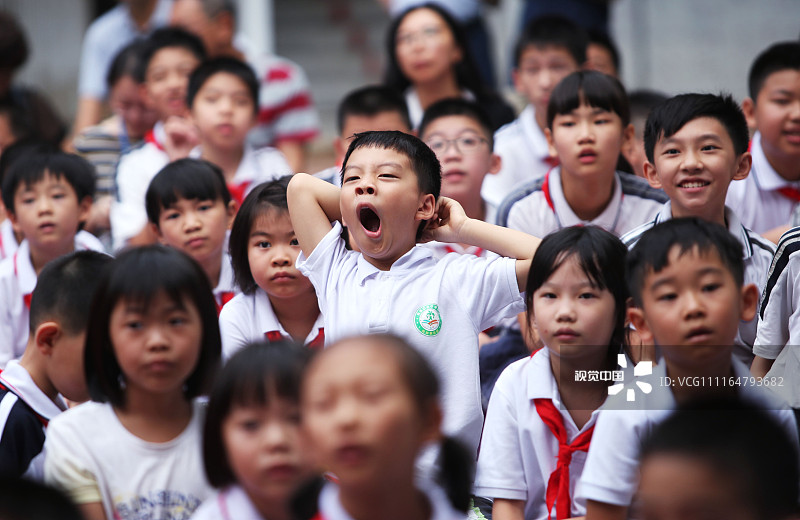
xmin=359 ymin=206 xmax=381 ymax=233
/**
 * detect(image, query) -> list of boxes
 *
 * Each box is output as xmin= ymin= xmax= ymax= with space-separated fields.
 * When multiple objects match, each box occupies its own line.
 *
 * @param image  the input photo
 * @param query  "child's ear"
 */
xmin=627 ymin=306 xmax=655 ymax=345
xmin=486 ymin=152 xmax=502 ymax=176
xmin=642 ymin=161 xmax=662 ymax=189
xmin=225 ymin=199 xmax=237 ymax=229
xmin=732 ymin=151 xmax=752 ymax=181
xmin=545 ymin=128 xmax=558 ymax=159
xmin=34 ymin=322 xmax=61 ymax=358
xmin=416 ymin=193 xmax=436 ymax=222
xmin=739 ymin=283 xmax=759 ymax=323
xmin=741 ymin=97 xmax=758 ymax=129
xmin=78 ymin=196 xmax=92 ymax=224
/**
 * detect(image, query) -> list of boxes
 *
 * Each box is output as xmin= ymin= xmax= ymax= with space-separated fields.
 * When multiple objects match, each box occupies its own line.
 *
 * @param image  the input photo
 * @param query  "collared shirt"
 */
xmin=726 ymin=131 xmax=800 ymax=234
xmin=482 ymin=105 xmax=554 ymax=210
xmin=191 ymin=485 xmax=264 ymax=520
xmin=576 ymin=358 xmax=798 ymax=507
xmin=219 ymin=289 xmax=325 ymax=359
xmin=189 ymin=144 xmax=293 ymax=198
xmin=499 ymin=168 xmax=667 ymax=238
xmin=622 ymin=202 xmax=775 ymax=363
xmin=0 ymin=360 xmax=67 ymax=480
xmin=297 ymin=221 xmax=524 ymax=459
xmin=475 ymin=348 xmax=614 ymax=519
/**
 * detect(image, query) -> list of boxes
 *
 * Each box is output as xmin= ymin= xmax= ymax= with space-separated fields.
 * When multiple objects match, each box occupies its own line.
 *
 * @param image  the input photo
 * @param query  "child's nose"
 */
xmin=145 ymin=325 xmax=170 ymax=350
xmin=682 ymin=291 xmax=706 ymax=318
xmin=355 ymin=178 xmax=376 ymax=195
xmin=681 ymin=149 xmax=702 ymax=170
xmin=183 ymin=211 xmax=202 ymax=230
xmin=271 ymin=248 xmax=292 ymax=266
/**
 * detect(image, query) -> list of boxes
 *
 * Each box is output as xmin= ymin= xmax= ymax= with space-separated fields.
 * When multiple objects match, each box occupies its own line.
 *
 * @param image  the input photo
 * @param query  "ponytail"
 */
xmin=437 ymin=436 xmax=475 ymax=513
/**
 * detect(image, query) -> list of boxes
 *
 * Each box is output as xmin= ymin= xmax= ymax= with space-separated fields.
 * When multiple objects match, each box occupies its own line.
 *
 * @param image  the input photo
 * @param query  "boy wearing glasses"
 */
xmin=419 ymin=99 xmax=502 ymax=256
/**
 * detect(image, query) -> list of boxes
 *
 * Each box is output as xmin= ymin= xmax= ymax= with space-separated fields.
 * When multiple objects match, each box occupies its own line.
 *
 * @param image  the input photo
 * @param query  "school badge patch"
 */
xmin=414 ymin=303 xmax=442 ymax=336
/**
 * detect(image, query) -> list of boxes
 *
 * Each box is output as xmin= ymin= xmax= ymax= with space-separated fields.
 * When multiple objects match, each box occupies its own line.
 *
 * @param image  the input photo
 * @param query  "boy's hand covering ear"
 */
xmin=419 ymin=197 xmax=467 ymax=244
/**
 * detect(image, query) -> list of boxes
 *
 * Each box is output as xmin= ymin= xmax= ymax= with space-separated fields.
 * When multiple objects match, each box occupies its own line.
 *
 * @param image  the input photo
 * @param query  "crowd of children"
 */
xmin=0 ymin=3 xmax=800 ymax=520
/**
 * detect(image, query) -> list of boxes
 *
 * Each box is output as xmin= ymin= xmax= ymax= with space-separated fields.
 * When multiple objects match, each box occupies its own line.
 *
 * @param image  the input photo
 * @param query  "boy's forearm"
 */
xmin=458 ymin=218 xmax=540 ymax=260
xmin=287 ymin=173 xmax=342 ymax=222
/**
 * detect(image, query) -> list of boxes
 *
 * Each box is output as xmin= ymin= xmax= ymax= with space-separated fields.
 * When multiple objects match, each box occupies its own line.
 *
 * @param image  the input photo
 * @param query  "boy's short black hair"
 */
xmin=587 ymin=29 xmax=620 ymax=74
xmin=336 ymin=85 xmax=411 ymax=135
xmin=748 ymin=41 xmax=800 ymax=101
xmin=342 ymin=131 xmax=440 ymax=240
xmin=643 ymin=93 xmax=749 ymax=164
xmin=1 ymin=150 xmax=95 ymax=215
xmin=514 ymin=15 xmax=588 ymax=69
xmin=29 ymin=250 xmax=111 ymax=336
xmin=640 ymin=397 xmax=799 ymax=520
xmin=626 ymin=218 xmax=744 ymax=307
xmin=84 ymin=245 xmax=221 ymax=408
xmin=145 ymin=158 xmax=232 ymax=226
xmin=203 ymin=340 xmax=312 ymax=488
xmin=341 ymin=130 xmax=440 ymax=199
xmin=418 ymin=98 xmax=495 ymax=150
xmin=0 ymin=11 xmax=29 ymax=72
xmin=547 ymin=70 xmax=629 ymax=129
xmin=187 ymin=56 xmax=259 ymax=113
xmin=135 ymin=27 xmax=207 ymax=83
xmin=229 ymin=176 xmax=291 ymax=295
xmin=106 ymin=39 xmax=147 ymax=90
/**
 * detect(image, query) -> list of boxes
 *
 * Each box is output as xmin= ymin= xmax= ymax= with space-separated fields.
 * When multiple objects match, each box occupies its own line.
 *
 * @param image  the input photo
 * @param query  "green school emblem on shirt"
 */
xmin=415 ymin=304 xmax=442 ymax=336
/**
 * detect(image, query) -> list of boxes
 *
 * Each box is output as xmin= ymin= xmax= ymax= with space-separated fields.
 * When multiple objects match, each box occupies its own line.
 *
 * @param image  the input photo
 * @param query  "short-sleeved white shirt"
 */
xmin=0 ymin=220 xmax=18 ymax=261
xmin=482 ymin=106 xmax=554 ymax=210
xmin=190 ymin=485 xmax=262 ymax=520
xmin=498 ymin=169 xmax=667 ymax=238
xmin=219 ymin=289 xmax=325 ymax=359
xmin=754 ymin=227 xmax=800 ymax=406
xmin=44 ymin=400 xmax=212 ymax=520
xmin=317 ymin=480 xmax=465 ymax=520
xmin=575 ymin=358 xmax=798 ymax=507
xmin=622 ymin=202 xmax=775 ymax=364
xmin=213 ymin=247 xmax=238 ymax=313
xmin=726 ymin=132 xmax=800 ymax=234
xmin=474 ymin=349 xmax=601 ymax=519
xmin=188 ymin=144 xmax=293 ymax=198
xmin=0 ymin=235 xmax=106 ymax=369
xmin=296 ymin=221 xmax=524 ymax=457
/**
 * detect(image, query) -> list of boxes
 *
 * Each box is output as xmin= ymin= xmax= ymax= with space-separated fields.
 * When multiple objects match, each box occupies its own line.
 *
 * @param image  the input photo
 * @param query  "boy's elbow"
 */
xmin=287 ymin=172 xmax=310 ymax=205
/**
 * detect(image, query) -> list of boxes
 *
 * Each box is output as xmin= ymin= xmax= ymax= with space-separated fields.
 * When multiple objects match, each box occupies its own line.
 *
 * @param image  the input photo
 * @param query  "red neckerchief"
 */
xmin=216 ymin=291 xmax=235 ymax=315
xmin=144 ymin=129 xmax=165 ymax=151
xmin=227 ymin=181 xmax=251 ymax=206
xmin=533 ymin=398 xmax=595 ymax=520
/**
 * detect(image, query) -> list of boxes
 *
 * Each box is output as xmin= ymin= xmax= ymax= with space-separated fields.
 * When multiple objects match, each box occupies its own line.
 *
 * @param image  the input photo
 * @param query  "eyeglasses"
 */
xmin=425 ymin=135 xmax=488 ymax=155
xmin=396 ymin=26 xmax=444 ymax=47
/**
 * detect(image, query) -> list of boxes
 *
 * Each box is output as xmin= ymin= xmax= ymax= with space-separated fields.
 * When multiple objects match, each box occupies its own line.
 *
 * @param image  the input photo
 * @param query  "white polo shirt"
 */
xmin=754 ymin=227 xmax=800 ymax=406
xmin=498 ymin=169 xmax=667 ymax=238
xmin=0 ymin=220 xmax=17 ymax=261
xmin=191 ymin=485 xmax=262 ymax=520
xmin=297 ymin=221 xmax=524 ymax=457
xmin=219 ymin=289 xmax=325 ymax=359
xmin=213 ymin=248 xmax=238 ymax=315
xmin=475 ymin=348 xmax=600 ymax=519
xmin=622 ymin=202 xmax=775 ymax=364
xmin=726 ymin=132 xmax=800 ymax=234
xmin=575 ymin=358 xmax=798 ymax=507
xmin=0 ymin=236 xmax=106 ymax=369
xmin=482 ymin=105 xmax=554 ymax=210
xmin=111 ymin=122 xmax=169 ymax=251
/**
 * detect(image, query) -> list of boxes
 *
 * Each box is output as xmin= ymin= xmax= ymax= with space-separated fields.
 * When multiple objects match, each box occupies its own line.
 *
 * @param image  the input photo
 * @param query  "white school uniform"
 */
xmin=754 ymin=227 xmax=800 ymax=406
xmin=726 ymin=132 xmax=800 ymax=234
xmin=190 ymin=485 xmax=264 ymax=520
xmin=475 ymin=348 xmax=601 ymax=519
xmin=498 ymin=168 xmax=667 ymax=238
xmin=0 ymin=236 xmax=106 ymax=369
xmin=213 ymin=247 xmax=238 ymax=314
xmin=188 ymin=144 xmax=293 ymax=204
xmin=420 ymin=241 xmax=496 ymax=260
xmin=219 ymin=289 xmax=325 ymax=359
xmin=316 ymin=480 xmax=465 ymax=520
xmin=111 ymin=122 xmax=169 ymax=251
xmin=297 ymin=221 xmax=524 ymax=460
xmin=0 ymin=360 xmax=67 ymax=480
xmin=0 ymin=220 xmax=18 ymax=261
xmin=622 ymin=202 xmax=775 ymax=364
xmin=575 ymin=358 xmax=798 ymax=508
xmin=482 ymin=105 xmax=554 ymax=210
